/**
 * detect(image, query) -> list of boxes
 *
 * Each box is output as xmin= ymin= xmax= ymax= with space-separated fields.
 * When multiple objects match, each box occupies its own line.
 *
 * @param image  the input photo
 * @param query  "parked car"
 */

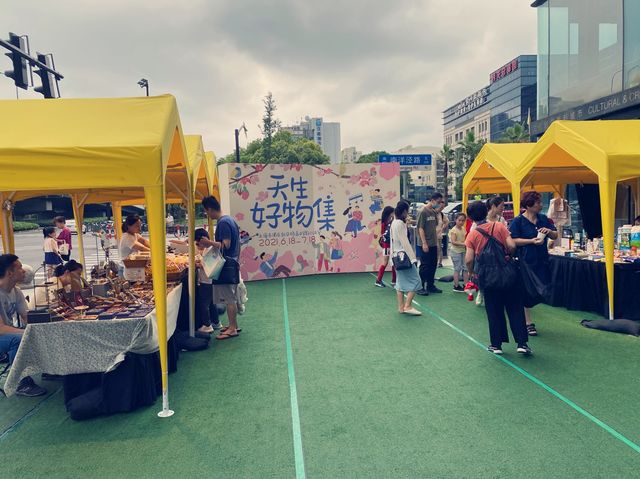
xmin=442 ymin=202 xmax=462 ymax=224
xmin=66 ymin=219 xmax=87 ymax=235
xmin=502 ymin=201 xmax=515 ymax=222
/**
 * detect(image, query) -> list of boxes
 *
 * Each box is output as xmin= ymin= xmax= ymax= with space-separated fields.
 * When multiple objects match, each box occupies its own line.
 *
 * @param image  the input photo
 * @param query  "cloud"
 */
xmin=0 ymin=0 xmax=536 ymax=156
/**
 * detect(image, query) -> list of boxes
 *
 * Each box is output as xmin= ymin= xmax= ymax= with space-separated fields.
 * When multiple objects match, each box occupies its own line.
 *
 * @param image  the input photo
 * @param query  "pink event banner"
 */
xmin=218 ymin=163 xmax=400 ymax=281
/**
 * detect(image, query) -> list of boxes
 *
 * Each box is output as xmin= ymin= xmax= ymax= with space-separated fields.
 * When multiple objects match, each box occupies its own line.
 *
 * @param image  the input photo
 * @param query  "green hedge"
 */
xmin=13 ymin=221 xmax=40 ymax=232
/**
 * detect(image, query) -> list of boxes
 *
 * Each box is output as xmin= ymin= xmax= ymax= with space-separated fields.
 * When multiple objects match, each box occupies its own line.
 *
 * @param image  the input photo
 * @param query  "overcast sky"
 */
xmin=1 ymin=1 xmax=536 ymax=157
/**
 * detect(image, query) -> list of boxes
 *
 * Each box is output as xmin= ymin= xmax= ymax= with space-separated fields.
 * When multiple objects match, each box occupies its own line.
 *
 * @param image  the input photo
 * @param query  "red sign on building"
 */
xmin=490 ymin=58 xmax=519 ymax=84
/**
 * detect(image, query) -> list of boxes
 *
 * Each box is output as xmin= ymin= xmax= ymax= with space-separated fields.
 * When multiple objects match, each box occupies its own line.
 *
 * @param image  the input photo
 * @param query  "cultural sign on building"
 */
xmin=218 ymin=163 xmax=401 ymax=281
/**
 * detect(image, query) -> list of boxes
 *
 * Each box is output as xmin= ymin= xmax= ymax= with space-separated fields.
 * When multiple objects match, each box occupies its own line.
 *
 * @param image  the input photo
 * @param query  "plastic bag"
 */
xmin=202 ymin=247 xmax=226 ymax=280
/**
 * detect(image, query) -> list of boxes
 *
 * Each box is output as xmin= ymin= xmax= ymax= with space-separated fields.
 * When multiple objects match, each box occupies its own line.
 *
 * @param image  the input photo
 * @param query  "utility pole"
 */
xmin=138 ymin=78 xmax=149 ymax=96
xmin=234 ymin=123 xmax=247 ymax=163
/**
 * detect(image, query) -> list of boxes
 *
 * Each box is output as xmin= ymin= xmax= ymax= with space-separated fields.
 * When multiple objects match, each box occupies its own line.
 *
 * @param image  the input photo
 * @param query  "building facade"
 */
xmin=341 ymin=146 xmax=362 ymax=163
xmin=442 ymin=55 xmax=537 ymax=146
xmin=282 ymin=116 xmax=342 ymax=164
xmin=443 ymin=87 xmax=491 ymax=148
xmin=488 ymin=55 xmax=537 ymax=141
xmin=531 ymin=0 xmax=640 ymax=136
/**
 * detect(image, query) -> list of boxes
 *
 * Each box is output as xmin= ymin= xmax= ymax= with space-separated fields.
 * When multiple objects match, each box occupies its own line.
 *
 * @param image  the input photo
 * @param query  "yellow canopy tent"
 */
xmin=204 ymin=151 xmax=220 ymax=232
xmin=0 ymin=94 xmax=190 ymax=417
xmin=205 ymin=151 xmax=220 ymax=202
xmin=117 ymin=135 xmax=211 ymax=338
xmin=462 ymin=143 xmax=558 ymax=214
xmin=516 ymin=119 xmax=640 ymax=320
xmin=3 ymin=135 xmax=212 ymax=338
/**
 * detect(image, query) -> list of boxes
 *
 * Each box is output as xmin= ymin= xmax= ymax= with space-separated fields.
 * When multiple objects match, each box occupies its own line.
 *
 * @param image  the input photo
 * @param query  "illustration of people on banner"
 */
xmin=221 ymin=162 xmax=400 ymax=281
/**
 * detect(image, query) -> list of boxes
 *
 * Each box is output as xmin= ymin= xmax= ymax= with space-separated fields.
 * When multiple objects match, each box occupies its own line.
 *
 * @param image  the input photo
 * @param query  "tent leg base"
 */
xmin=157 ymin=409 xmax=175 ymax=418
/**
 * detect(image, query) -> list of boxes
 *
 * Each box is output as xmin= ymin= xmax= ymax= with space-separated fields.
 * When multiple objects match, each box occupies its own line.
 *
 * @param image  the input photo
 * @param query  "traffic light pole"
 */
xmin=0 ymin=37 xmax=63 ymax=80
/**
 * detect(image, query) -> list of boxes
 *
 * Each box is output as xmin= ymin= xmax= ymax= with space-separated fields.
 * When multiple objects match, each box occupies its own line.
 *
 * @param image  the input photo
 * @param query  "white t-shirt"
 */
xmin=43 ymin=237 xmax=58 ymax=253
xmin=196 ymin=250 xmax=212 ymax=285
xmin=119 ymin=232 xmax=141 ymax=260
xmin=0 ymin=287 xmax=28 ymax=327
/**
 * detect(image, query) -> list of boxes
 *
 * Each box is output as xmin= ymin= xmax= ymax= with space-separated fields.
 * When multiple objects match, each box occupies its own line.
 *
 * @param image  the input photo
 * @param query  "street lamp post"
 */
xmin=234 ymin=123 xmax=247 ymax=163
xmin=137 ymin=78 xmax=149 ymax=96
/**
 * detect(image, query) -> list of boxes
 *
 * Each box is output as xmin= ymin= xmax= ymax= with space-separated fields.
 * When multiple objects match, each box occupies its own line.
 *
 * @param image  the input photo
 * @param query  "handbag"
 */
xmin=202 ymin=247 xmax=226 ymax=280
xmin=211 ymin=217 xmax=241 ymax=285
xmin=212 ymin=257 xmax=240 ymax=285
xmin=59 ymin=243 xmax=70 ymax=256
xmin=518 ymin=259 xmax=549 ymax=308
xmin=390 ymin=222 xmax=413 ymax=271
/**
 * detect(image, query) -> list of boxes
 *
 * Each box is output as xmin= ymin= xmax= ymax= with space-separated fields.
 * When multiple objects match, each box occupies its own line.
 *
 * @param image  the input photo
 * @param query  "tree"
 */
xmin=455 ymin=131 xmax=485 ymax=199
xmin=356 ymin=150 xmax=388 ymax=163
xmin=218 ymin=130 xmax=330 ymax=165
xmin=436 ymin=144 xmax=456 ymax=201
xmin=500 ymin=122 xmax=530 ymax=143
xmin=259 ymin=92 xmax=281 ymax=163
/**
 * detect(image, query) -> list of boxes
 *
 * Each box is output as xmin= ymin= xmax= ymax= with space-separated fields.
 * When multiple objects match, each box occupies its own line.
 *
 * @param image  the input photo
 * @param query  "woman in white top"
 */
xmin=119 ymin=214 xmax=150 ymax=260
xmin=390 ymin=201 xmax=422 ymax=316
xmin=43 ymin=226 xmax=63 ymax=278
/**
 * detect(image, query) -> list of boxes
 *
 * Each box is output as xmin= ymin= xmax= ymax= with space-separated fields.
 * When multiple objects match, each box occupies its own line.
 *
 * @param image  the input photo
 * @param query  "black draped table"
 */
xmin=547 ymin=255 xmax=640 ymax=320
xmin=5 ymin=284 xmax=185 ymax=419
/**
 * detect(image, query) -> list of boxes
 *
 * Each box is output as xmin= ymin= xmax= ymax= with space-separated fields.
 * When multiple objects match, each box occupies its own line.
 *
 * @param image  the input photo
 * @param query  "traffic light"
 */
xmin=4 ymin=32 xmax=30 ymax=90
xmin=34 ymin=53 xmax=59 ymax=99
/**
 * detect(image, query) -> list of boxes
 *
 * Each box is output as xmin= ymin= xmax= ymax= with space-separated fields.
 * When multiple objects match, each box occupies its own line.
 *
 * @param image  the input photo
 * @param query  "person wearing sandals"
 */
xmin=200 ymin=196 xmax=241 ymax=340
xmin=464 ymin=202 xmax=531 ymax=356
xmin=509 ymin=191 xmax=557 ymax=336
xmin=390 ymin=201 xmax=422 ymax=316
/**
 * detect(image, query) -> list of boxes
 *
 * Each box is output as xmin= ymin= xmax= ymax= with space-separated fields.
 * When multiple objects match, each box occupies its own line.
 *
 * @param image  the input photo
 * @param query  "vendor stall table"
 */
xmin=547 ymin=255 xmax=640 ymax=320
xmin=3 ymin=285 xmax=182 ymax=402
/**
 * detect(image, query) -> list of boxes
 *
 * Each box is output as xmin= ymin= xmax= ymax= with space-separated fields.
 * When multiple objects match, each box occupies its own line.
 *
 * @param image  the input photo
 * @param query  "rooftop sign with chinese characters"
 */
xmin=490 ymin=58 xmax=519 ymax=84
xmin=444 ymin=87 xmax=490 ymax=121
xmin=218 ymin=163 xmax=400 ymax=281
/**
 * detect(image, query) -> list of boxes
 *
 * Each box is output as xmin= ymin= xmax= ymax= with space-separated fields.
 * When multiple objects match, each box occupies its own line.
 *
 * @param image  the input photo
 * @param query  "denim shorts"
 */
xmin=450 ymin=251 xmax=467 ymax=274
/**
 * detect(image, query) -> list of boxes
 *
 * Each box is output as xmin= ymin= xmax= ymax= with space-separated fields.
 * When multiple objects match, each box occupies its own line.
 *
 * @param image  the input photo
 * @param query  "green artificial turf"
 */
xmin=1 ymin=271 xmax=638 ymax=478
xmin=283 ymin=272 xmax=639 ymax=478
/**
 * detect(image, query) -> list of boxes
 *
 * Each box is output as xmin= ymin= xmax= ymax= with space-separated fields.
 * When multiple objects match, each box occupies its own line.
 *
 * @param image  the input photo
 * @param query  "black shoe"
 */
xmin=453 ymin=285 xmax=465 ymax=293
xmin=517 ymin=344 xmax=533 ymax=355
xmin=416 ymin=289 xmax=429 ymax=296
xmin=16 ymin=377 xmax=47 ymax=397
xmin=487 ymin=345 xmax=503 ymax=355
xmin=527 ymin=323 xmax=538 ymax=336
xmin=427 ymin=285 xmax=443 ymax=294
xmin=374 ymin=280 xmax=386 ymax=288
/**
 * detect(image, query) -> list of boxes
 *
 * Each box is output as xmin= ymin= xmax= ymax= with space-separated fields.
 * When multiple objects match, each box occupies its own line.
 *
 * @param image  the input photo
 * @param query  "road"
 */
xmin=13 ymin=229 xmax=183 ymax=284
xmin=14 ymin=230 xmax=119 ymax=284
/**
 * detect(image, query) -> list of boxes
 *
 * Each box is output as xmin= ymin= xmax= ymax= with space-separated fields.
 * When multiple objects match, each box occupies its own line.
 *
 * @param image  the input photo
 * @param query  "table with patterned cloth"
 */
xmin=3 ymin=284 xmax=182 ymax=397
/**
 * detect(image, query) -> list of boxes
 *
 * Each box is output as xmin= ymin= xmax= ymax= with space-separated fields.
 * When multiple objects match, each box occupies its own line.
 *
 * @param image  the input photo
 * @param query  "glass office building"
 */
xmin=532 ymin=0 xmax=640 ymax=136
xmin=488 ymin=55 xmax=537 ymax=142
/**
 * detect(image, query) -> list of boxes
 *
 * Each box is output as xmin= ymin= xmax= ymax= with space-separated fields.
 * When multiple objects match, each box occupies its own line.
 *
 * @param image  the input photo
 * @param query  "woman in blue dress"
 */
xmin=509 ymin=191 xmax=558 ymax=336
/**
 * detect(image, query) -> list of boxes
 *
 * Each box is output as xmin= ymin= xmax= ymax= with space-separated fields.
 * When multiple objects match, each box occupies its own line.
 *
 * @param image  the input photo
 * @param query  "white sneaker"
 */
xmin=198 ymin=325 xmax=214 ymax=333
xmin=403 ymin=308 xmax=422 ymax=316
